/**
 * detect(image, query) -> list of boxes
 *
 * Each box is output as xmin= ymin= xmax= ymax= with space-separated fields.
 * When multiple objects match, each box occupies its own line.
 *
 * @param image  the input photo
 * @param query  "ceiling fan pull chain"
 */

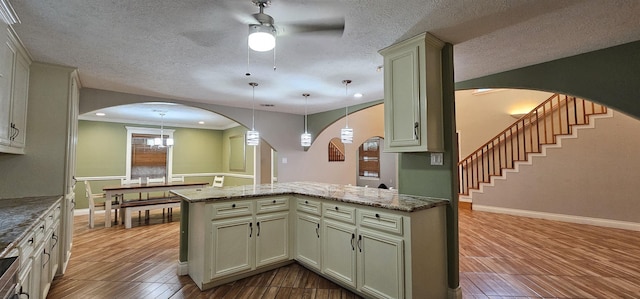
xmin=246 ymin=41 xmax=251 ymax=76
xmin=273 ymin=43 xmax=276 ymax=71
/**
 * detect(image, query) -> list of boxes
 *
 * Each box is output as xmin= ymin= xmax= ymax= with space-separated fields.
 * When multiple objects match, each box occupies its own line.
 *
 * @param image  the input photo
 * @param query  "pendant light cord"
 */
xmin=249 ymin=82 xmax=258 ymax=130
xmin=343 ymin=80 xmax=351 ymax=128
xmin=303 ymin=93 xmax=309 ymax=133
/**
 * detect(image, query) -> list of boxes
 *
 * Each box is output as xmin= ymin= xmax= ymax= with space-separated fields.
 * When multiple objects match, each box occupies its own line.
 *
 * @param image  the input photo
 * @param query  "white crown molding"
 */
xmin=0 ymin=0 xmax=19 ymax=25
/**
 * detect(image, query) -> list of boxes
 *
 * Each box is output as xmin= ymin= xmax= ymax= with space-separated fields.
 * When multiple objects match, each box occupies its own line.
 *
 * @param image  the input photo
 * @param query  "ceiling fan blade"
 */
xmin=277 ymin=18 xmax=345 ymax=36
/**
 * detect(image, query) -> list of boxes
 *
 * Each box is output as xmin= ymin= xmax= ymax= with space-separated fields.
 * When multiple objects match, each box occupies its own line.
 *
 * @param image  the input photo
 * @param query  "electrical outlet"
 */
xmin=430 ymin=152 xmax=443 ymax=165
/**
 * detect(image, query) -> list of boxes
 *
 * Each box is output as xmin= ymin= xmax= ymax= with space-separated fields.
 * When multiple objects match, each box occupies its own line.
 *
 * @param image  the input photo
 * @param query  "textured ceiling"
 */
xmin=9 ymin=0 xmax=640 ymax=124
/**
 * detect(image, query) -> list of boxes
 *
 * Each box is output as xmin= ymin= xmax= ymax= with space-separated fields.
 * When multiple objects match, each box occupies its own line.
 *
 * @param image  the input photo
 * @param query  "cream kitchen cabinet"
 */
xmin=188 ymin=197 xmax=291 ymax=290
xmin=294 ymin=197 xmax=322 ymax=271
xmin=379 ymin=32 xmax=444 ymax=153
xmin=0 ymin=26 xmax=30 ymax=154
xmin=321 ymin=202 xmax=405 ymax=299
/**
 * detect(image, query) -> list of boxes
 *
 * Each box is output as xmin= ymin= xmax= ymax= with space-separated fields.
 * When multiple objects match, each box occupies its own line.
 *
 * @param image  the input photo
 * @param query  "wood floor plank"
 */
xmin=47 ymin=207 xmax=640 ymax=298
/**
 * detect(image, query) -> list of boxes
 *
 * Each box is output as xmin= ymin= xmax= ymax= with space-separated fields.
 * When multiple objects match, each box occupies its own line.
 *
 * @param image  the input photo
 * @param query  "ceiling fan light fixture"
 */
xmin=248 ymin=25 xmax=276 ymax=52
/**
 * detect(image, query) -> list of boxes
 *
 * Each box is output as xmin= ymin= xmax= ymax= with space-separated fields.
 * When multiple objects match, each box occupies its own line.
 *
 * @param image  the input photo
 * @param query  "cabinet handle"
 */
xmin=43 ymin=248 xmax=50 ymax=268
xmin=414 ymin=122 xmax=419 ymax=140
xmin=350 ymin=233 xmax=355 ymax=250
xmin=28 ymin=237 xmax=34 ymax=245
xmin=19 ymin=286 xmax=29 ymax=299
xmin=357 ymin=235 xmax=362 ymax=252
xmin=256 ymin=222 xmax=261 ymax=237
xmin=52 ymin=233 xmax=59 ymax=248
xmin=315 ymin=223 xmax=320 ymax=238
xmin=249 ymin=222 xmax=253 ymax=237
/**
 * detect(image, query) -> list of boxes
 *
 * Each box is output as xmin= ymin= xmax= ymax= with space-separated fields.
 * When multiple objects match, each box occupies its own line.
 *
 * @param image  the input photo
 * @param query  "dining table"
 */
xmin=102 ymin=180 xmax=209 ymax=227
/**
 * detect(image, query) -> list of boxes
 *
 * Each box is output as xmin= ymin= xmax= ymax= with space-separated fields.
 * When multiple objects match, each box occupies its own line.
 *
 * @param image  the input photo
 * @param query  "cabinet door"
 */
xmin=0 ymin=31 xmax=14 ymax=146
xmin=295 ymin=213 xmax=321 ymax=270
xmin=322 ymin=219 xmax=357 ymax=288
xmin=383 ymin=39 xmax=423 ymax=149
xmin=255 ymin=212 xmax=289 ymax=267
xmin=9 ymin=50 xmax=29 ymax=148
xmin=209 ymin=216 xmax=254 ymax=279
xmin=357 ymin=229 xmax=404 ymax=299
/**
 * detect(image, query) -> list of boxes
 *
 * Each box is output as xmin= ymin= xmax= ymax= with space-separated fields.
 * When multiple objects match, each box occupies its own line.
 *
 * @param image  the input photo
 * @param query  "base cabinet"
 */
xmin=189 ymin=197 xmax=291 ymax=289
xmin=209 ymin=216 xmax=254 ymax=279
xmin=187 ymin=195 xmax=447 ymax=298
xmin=294 ymin=213 xmax=321 ymax=270
xmin=322 ymin=219 xmax=357 ymax=288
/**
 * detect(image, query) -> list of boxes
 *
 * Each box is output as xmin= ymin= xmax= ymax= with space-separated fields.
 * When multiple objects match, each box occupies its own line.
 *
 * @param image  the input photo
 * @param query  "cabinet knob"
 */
xmin=272 ymin=200 xmax=276 ymax=204
xmin=232 ymin=203 xmax=236 ymax=208
xmin=335 ymin=206 xmax=339 ymax=211
xmin=375 ymin=213 xmax=380 ymax=218
xmin=305 ymin=200 xmax=308 ymax=204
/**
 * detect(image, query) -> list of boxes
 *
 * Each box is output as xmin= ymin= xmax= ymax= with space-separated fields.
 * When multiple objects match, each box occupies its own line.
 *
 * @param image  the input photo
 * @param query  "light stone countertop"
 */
xmin=0 ymin=196 xmax=62 ymax=258
xmin=171 ymin=181 xmax=449 ymax=212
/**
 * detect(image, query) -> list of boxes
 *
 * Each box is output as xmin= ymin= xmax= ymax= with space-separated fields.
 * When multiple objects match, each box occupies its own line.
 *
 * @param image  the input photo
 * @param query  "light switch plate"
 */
xmin=430 ymin=152 xmax=443 ymax=165
xmin=282 ymin=157 xmax=288 ymax=164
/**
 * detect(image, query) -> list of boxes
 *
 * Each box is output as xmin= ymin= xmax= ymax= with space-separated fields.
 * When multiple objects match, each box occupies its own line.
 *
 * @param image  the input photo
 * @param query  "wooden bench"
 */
xmin=120 ymin=197 xmax=182 ymax=229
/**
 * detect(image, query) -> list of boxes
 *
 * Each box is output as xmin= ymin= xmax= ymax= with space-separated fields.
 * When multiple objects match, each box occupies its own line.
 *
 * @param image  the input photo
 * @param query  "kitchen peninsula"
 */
xmin=172 ymin=182 xmax=449 ymax=299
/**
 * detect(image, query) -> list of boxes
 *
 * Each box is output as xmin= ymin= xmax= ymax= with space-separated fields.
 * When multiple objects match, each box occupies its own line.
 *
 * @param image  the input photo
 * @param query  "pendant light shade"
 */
xmin=341 ymin=80 xmax=353 ymax=144
xmin=156 ymin=112 xmax=174 ymax=147
xmin=301 ymin=93 xmax=312 ymax=147
xmin=247 ymin=82 xmax=260 ymax=146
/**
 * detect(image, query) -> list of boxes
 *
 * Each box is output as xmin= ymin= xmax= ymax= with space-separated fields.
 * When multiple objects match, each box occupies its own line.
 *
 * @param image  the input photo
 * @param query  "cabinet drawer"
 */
xmin=256 ymin=197 xmax=289 ymax=214
xmin=208 ymin=201 xmax=253 ymax=219
xmin=296 ymin=197 xmax=321 ymax=215
xmin=33 ymin=219 xmax=46 ymax=244
xmin=44 ymin=208 xmax=56 ymax=231
xmin=322 ymin=203 xmax=356 ymax=224
xmin=17 ymin=231 xmax=35 ymax=267
xmin=358 ymin=210 xmax=404 ymax=235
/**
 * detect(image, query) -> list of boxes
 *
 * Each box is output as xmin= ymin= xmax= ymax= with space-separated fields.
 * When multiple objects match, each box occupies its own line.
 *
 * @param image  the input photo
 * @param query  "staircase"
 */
xmin=328 ymin=139 xmax=345 ymax=161
xmin=458 ymin=94 xmax=610 ymax=201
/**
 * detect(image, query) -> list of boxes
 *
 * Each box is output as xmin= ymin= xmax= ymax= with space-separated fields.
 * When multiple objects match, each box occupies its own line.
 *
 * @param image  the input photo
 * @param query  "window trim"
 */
xmin=125 ymin=126 xmax=175 ymax=181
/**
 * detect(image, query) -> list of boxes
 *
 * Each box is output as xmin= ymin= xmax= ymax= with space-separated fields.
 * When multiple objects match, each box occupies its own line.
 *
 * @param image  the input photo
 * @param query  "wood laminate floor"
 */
xmin=48 ymin=208 xmax=640 ymax=298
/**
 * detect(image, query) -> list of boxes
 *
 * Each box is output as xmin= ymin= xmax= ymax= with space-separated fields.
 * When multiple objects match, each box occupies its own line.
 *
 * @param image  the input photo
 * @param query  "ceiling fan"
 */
xmin=245 ymin=0 xmax=345 ymax=52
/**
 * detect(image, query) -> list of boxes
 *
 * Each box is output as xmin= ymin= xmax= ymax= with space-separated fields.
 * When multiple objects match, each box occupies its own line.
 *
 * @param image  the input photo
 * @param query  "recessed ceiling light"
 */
xmin=198 ymin=121 xmax=205 ymax=125
xmin=353 ymin=93 xmax=363 ymax=98
xmin=260 ymin=104 xmax=275 ymax=107
xmin=95 ymin=112 xmax=105 ymax=116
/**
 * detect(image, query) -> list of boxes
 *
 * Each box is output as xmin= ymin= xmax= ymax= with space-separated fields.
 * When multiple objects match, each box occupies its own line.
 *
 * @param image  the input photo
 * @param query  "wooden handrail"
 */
xmin=458 ymin=94 xmax=607 ymax=196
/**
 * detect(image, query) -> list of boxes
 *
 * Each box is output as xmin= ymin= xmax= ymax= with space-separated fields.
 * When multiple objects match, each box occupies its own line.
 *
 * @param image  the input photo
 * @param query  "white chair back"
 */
xmin=212 ymin=176 xmax=224 ymax=187
xmin=121 ymin=177 xmax=141 ymax=185
xmin=171 ymin=176 xmax=185 ymax=182
xmin=147 ymin=177 xmax=166 ymax=184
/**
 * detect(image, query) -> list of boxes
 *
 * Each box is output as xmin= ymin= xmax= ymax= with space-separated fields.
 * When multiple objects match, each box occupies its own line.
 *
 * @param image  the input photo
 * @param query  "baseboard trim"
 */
xmin=177 ymin=261 xmax=189 ymax=276
xmin=473 ymin=204 xmax=640 ymax=231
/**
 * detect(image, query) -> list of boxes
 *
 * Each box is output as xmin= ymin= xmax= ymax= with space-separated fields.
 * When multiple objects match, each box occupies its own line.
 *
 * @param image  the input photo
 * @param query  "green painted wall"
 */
xmin=74 ymin=120 xmax=249 ymax=209
xmin=456 ymin=40 xmax=640 ymax=120
xmin=307 ymin=100 xmax=383 ymax=145
xmin=0 ymin=63 xmax=75 ymax=199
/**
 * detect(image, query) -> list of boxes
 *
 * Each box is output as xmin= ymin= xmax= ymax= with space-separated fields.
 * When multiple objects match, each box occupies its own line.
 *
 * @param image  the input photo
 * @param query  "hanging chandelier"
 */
xmin=341 ymin=79 xmax=353 ymax=144
xmin=247 ymin=82 xmax=260 ymax=146
xmin=153 ymin=112 xmax=174 ymax=147
xmin=301 ymin=93 xmax=311 ymax=147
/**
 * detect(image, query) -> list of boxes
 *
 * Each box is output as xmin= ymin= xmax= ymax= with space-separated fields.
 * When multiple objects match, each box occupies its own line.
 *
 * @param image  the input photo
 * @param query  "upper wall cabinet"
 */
xmin=0 ymin=25 xmax=31 ymax=154
xmin=379 ymin=33 xmax=444 ymax=153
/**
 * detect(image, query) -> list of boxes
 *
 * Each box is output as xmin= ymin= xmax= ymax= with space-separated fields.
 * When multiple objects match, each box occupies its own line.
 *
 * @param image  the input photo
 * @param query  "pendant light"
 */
xmin=341 ymin=79 xmax=353 ymax=144
xmin=247 ymin=82 xmax=260 ymax=146
xmin=301 ymin=93 xmax=312 ymax=147
xmin=154 ymin=112 xmax=174 ymax=147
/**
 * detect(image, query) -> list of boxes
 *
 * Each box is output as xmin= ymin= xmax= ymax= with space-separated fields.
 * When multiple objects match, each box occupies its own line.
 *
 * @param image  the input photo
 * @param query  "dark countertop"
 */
xmin=171 ymin=181 xmax=449 ymax=212
xmin=0 ymin=196 xmax=62 ymax=258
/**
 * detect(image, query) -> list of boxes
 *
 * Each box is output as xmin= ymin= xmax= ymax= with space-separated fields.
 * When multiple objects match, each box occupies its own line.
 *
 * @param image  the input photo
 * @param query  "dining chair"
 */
xmin=121 ymin=177 xmax=143 ymax=221
xmin=171 ymin=176 xmax=185 ymax=182
xmin=212 ymin=175 xmax=224 ymax=187
xmin=85 ymin=181 xmax=120 ymax=228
